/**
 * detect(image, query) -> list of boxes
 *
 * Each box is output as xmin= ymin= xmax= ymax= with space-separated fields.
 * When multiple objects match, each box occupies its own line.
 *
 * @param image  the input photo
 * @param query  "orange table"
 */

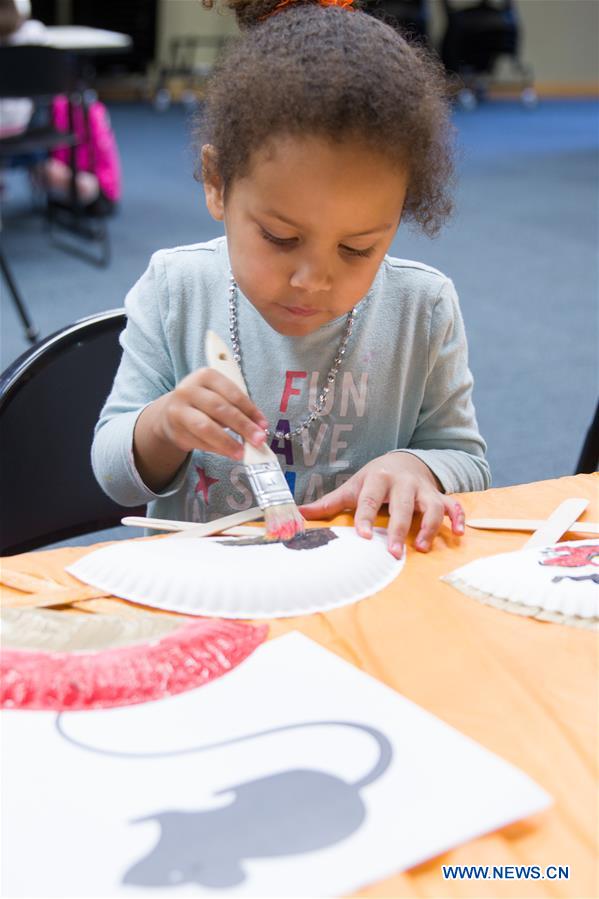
xmin=2 ymin=473 xmax=598 ymax=897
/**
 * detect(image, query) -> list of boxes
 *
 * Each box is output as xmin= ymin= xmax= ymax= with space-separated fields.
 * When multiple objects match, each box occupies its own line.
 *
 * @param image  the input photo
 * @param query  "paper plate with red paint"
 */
xmin=0 ymin=608 xmax=268 ymax=710
xmin=443 ymin=539 xmax=599 ymax=629
xmin=66 ymin=527 xmax=405 ymax=619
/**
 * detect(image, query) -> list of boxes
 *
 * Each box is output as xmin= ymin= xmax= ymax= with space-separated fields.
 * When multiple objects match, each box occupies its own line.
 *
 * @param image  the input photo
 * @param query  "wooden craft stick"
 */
xmin=524 ymin=498 xmax=590 ymax=549
xmin=2 ymin=592 xmax=74 ymax=610
xmin=70 ymin=597 xmax=168 ymax=616
xmin=0 ymin=569 xmax=63 ymax=593
xmin=467 ymin=518 xmax=599 ymax=535
xmin=1 ymin=584 xmax=112 ymax=610
xmin=170 ymin=523 xmax=266 ymax=540
xmin=216 ymin=525 xmax=267 ymax=537
xmin=122 ymin=506 xmax=264 ymax=535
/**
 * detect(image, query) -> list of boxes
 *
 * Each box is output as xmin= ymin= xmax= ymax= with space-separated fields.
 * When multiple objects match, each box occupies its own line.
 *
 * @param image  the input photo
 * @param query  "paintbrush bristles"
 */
xmin=263 ymin=502 xmax=306 ymax=541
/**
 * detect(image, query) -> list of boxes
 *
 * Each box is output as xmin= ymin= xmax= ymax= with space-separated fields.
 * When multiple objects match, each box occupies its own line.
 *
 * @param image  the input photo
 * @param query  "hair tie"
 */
xmin=262 ymin=0 xmax=356 ymax=22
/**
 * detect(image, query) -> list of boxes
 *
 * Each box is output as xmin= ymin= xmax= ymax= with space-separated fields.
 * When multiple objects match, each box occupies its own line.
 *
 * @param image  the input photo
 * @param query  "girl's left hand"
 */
xmin=299 ymin=452 xmax=465 ymax=559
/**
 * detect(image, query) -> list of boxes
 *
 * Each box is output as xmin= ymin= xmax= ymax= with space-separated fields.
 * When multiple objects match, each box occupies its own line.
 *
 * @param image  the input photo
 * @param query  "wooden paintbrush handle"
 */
xmin=205 ymin=330 xmax=277 ymax=466
xmin=205 ymin=330 xmax=248 ymax=394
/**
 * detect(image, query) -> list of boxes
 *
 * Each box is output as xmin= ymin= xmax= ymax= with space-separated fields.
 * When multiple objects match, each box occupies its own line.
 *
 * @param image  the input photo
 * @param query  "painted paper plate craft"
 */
xmin=67 ymin=526 xmax=406 ymax=619
xmin=443 ymin=539 xmax=599 ymax=629
xmin=0 ymin=608 xmax=267 ymax=710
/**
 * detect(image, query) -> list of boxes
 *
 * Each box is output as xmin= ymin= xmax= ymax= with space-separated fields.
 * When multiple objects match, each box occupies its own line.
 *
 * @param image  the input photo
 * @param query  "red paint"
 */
xmin=1 ymin=619 xmax=268 ymax=711
xmin=540 ymin=543 xmax=599 ymax=568
xmin=267 ymin=519 xmax=304 ymax=541
xmin=279 ymin=371 xmax=307 ymax=413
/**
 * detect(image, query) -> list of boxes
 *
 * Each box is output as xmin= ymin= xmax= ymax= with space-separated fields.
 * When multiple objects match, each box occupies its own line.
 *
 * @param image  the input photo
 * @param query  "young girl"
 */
xmin=93 ymin=0 xmax=490 ymax=559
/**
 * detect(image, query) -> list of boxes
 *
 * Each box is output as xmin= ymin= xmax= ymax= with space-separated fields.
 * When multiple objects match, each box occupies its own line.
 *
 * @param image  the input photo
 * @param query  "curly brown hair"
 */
xmin=197 ymin=0 xmax=455 ymax=237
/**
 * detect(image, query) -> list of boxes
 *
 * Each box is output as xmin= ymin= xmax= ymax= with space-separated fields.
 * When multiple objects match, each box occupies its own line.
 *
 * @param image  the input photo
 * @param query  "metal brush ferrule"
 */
xmin=244 ymin=462 xmax=294 ymax=509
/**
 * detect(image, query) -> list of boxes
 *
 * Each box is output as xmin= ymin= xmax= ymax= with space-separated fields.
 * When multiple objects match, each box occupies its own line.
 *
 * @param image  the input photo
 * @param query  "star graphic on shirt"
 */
xmin=194 ymin=466 xmax=219 ymax=504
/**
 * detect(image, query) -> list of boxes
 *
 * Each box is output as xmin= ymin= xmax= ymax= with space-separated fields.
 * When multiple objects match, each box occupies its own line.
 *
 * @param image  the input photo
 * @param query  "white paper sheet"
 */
xmin=1 ymin=632 xmax=551 ymax=898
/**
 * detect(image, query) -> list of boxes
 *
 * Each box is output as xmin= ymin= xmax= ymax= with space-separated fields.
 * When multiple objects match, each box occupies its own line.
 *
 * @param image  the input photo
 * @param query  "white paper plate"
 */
xmin=443 ymin=539 xmax=599 ymax=629
xmin=67 ymin=527 xmax=404 ymax=619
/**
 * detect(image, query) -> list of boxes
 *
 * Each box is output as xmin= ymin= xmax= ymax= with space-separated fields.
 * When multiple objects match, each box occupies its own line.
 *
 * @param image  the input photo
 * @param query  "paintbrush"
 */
xmin=205 ymin=330 xmax=305 ymax=541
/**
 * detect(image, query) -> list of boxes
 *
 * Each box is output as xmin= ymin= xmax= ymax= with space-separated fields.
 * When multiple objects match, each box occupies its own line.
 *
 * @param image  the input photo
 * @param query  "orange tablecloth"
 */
xmin=2 ymin=473 xmax=598 ymax=897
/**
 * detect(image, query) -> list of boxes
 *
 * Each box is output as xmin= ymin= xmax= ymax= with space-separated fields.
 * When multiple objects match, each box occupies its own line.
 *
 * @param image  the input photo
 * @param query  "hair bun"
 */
xmin=202 ymin=0 xmax=356 ymax=30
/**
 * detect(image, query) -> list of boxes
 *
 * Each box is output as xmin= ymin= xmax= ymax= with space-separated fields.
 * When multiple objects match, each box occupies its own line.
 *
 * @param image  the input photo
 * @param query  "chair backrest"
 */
xmin=575 ymin=399 xmax=599 ymax=474
xmin=0 ymin=310 xmax=144 ymax=556
xmin=370 ymin=1 xmax=429 ymax=39
xmin=441 ymin=0 xmax=514 ymax=15
xmin=0 ymin=45 xmax=76 ymax=99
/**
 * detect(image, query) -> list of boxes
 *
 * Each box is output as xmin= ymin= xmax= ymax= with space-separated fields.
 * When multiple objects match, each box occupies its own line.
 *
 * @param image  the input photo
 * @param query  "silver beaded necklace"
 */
xmin=228 ymin=276 xmax=358 ymax=441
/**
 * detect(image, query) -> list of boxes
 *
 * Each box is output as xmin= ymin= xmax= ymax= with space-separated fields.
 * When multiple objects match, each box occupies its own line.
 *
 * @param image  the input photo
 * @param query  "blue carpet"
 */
xmin=2 ymin=99 xmax=598 ymax=499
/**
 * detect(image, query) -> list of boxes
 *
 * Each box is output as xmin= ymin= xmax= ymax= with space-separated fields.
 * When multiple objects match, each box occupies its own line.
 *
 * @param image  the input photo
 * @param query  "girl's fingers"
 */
xmin=354 ymin=472 xmax=390 ymax=539
xmin=182 ymin=408 xmax=244 ymax=461
xmin=386 ymin=483 xmax=417 ymax=558
xmin=195 ymin=370 xmax=269 ymax=430
xmin=193 ymin=386 xmax=266 ymax=448
xmin=300 ymin=479 xmax=359 ymax=519
xmin=414 ymin=494 xmax=446 ymax=552
xmin=447 ymin=500 xmax=466 ymax=535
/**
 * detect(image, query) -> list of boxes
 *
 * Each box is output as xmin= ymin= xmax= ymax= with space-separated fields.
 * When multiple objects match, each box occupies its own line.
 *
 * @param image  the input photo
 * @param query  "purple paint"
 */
xmin=218 ymin=528 xmax=338 ymax=551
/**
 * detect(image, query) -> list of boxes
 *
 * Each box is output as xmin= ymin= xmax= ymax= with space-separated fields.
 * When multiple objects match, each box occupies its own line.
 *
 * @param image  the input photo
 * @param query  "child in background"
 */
xmin=93 ymin=0 xmax=491 ymax=558
xmin=0 ymin=0 xmax=100 ymax=205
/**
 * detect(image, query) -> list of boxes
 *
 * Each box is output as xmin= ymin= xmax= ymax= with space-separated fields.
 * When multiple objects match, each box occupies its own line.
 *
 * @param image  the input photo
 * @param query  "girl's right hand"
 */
xmin=159 ymin=368 xmax=269 ymax=461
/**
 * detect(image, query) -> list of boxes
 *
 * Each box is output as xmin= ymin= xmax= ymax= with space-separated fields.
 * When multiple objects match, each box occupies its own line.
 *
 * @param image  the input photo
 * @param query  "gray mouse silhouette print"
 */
xmin=55 ymin=718 xmax=392 ymax=890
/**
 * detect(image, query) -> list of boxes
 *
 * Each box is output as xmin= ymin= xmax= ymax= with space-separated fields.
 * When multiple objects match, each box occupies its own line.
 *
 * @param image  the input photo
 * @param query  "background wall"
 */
xmin=156 ymin=0 xmax=599 ymax=91
xmin=509 ymin=0 xmax=599 ymax=88
xmin=156 ymin=0 xmax=238 ymax=72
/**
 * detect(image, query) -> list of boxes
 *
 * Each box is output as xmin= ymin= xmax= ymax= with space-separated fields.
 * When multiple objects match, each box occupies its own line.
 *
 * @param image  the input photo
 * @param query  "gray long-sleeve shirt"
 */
xmin=92 ymin=237 xmax=490 ymax=522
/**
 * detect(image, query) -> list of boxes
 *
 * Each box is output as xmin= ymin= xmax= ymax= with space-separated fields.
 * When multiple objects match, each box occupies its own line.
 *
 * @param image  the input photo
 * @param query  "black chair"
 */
xmin=0 ymin=45 xmax=79 ymax=343
xmin=0 ymin=46 xmax=110 ymax=344
xmin=440 ymin=0 xmax=535 ymax=106
xmin=367 ymin=1 xmax=430 ymax=44
xmin=0 ymin=309 xmax=144 ymax=556
xmin=575 ymin=400 xmax=599 ymax=474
